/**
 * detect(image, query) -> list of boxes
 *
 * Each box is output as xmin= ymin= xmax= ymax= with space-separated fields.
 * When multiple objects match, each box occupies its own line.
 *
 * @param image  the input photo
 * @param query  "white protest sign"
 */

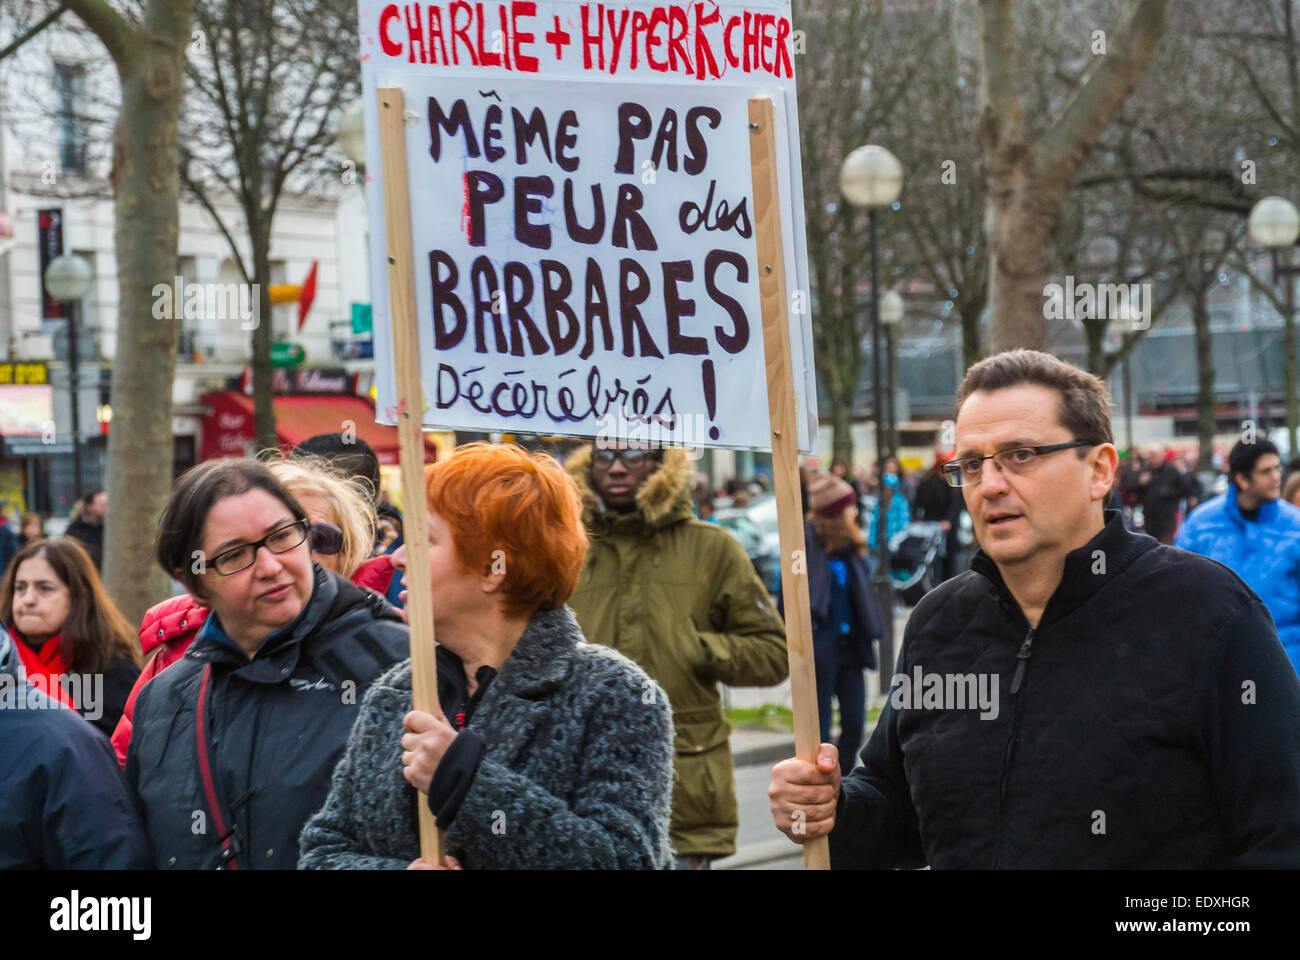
xmin=357 ymin=0 xmax=817 ymax=452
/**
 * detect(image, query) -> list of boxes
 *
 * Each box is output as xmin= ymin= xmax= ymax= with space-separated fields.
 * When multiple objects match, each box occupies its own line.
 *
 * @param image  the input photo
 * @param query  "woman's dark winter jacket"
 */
xmin=830 ymin=510 xmax=1300 ymax=868
xmin=125 ymin=565 xmax=408 ymax=869
xmin=0 ymin=630 xmax=150 ymax=868
xmin=802 ymin=521 xmax=882 ymax=670
xmin=90 ymin=655 xmax=139 ymax=739
xmin=299 ymin=605 xmax=675 ymax=869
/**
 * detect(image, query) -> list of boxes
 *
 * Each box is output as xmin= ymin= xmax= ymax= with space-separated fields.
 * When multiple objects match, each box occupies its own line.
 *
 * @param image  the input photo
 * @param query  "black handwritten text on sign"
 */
xmin=400 ymin=79 xmax=766 ymax=447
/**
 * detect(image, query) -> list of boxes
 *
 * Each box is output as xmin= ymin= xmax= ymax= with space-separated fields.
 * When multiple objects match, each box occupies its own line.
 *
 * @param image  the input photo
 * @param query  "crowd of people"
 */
xmin=3 ymin=349 xmax=1300 ymax=869
xmin=0 ymin=428 xmax=786 ymax=869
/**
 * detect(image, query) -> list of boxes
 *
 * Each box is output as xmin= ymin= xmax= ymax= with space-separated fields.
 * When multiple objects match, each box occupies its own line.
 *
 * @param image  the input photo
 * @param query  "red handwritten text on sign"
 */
xmin=372 ymin=2 xmax=794 ymax=78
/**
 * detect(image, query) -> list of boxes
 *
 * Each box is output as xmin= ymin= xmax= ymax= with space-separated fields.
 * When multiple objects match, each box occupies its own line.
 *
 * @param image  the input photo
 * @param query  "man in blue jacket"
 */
xmin=1176 ymin=439 xmax=1300 ymax=676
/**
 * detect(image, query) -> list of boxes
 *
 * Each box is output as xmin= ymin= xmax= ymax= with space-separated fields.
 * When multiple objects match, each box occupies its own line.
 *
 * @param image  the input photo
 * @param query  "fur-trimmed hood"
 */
xmin=563 ymin=445 xmax=697 ymax=530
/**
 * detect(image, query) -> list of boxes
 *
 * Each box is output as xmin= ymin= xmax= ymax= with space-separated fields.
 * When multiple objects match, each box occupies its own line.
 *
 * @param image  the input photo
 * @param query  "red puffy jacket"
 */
xmin=110 ymin=557 xmax=398 ymax=766
xmin=110 ymin=594 xmax=209 ymax=766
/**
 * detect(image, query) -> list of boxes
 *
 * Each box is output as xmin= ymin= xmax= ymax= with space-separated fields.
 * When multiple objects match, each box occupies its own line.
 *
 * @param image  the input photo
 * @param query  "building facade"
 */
xmin=0 ymin=11 xmax=378 ymax=522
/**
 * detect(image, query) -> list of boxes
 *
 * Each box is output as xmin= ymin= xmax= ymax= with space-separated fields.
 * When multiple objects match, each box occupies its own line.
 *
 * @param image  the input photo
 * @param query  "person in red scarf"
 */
xmin=0 ymin=539 xmax=141 ymax=737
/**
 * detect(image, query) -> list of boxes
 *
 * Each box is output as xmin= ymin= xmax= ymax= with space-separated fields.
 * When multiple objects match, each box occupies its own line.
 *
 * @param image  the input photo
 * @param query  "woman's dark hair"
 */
xmin=292 ymin=433 xmax=382 ymax=505
xmin=156 ymin=458 xmax=307 ymax=598
xmin=0 ymin=538 xmax=140 ymax=673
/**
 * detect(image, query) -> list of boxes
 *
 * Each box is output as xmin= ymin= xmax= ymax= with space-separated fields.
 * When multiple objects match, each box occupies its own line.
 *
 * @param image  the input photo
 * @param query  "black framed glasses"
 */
xmin=309 ymin=523 xmax=343 ymax=556
xmin=941 ymin=441 xmax=1097 ymax=488
xmin=591 ymin=447 xmax=661 ymax=469
xmin=208 ymin=518 xmax=310 ymax=576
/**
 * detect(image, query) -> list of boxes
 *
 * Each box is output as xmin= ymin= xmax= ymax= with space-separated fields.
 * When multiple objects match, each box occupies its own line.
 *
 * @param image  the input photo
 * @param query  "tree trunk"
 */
xmin=251 ymin=225 xmax=277 ymax=453
xmin=1192 ymin=283 xmax=1216 ymax=473
xmin=977 ymin=0 xmax=1171 ymax=353
xmin=959 ymin=299 xmax=983 ymax=372
xmin=830 ymin=380 xmax=854 ymax=465
xmin=97 ymin=0 xmax=194 ymax=628
xmin=1084 ymin=318 xmax=1106 ymax=376
xmin=985 ymin=191 xmax=1058 ymax=352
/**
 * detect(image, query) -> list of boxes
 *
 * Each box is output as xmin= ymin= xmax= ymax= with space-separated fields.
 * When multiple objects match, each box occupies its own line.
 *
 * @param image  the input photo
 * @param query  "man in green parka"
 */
xmin=564 ymin=444 xmax=789 ymax=868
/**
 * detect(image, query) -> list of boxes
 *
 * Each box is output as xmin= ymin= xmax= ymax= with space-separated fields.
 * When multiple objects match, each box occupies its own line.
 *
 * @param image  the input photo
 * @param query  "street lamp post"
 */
xmin=880 ymin=290 xmax=904 ymax=458
xmin=43 ymin=254 xmax=94 ymax=502
xmin=1110 ymin=295 xmax=1139 ymax=457
xmin=840 ymin=144 xmax=903 ymax=692
xmin=1248 ymin=196 xmax=1300 ymax=458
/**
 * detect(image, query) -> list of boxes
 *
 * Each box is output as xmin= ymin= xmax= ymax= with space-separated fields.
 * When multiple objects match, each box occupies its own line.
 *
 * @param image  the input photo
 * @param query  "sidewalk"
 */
xmin=721 ymin=717 xmax=879 ymax=870
xmin=729 ymin=726 xmax=796 ymax=768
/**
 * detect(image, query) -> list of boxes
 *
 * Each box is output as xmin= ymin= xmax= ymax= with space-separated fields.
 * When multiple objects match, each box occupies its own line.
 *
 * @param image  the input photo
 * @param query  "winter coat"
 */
xmin=0 ymin=520 xmax=17 ymax=580
xmin=830 ymin=510 xmax=1300 ymax=868
xmin=63 ymin=519 xmax=103 ymax=569
xmin=867 ymin=475 xmax=911 ymax=550
xmin=562 ymin=446 xmax=788 ymax=858
xmin=111 ymin=594 xmax=210 ymax=766
xmin=112 ymin=559 xmax=400 ymax=767
xmin=913 ymin=470 xmax=963 ymax=559
xmin=125 ymin=564 xmax=409 ymax=869
xmin=803 ymin=521 xmax=882 ymax=670
xmin=351 ymin=555 xmax=398 ymax=597
xmin=1175 ymin=487 xmax=1300 ymax=674
xmin=299 ymin=605 xmax=675 ymax=869
xmin=1137 ymin=462 xmax=1186 ymax=536
xmin=0 ymin=629 xmax=150 ymax=868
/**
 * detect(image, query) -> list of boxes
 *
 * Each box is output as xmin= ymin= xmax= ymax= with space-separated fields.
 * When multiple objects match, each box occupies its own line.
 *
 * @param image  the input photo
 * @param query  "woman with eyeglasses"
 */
xmin=122 ymin=458 xmax=409 ymax=868
xmin=110 ymin=458 xmax=407 ymax=767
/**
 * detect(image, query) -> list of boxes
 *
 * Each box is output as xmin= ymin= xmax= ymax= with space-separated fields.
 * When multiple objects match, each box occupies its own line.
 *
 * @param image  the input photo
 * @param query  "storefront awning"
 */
xmin=199 ymin=391 xmax=436 ymax=465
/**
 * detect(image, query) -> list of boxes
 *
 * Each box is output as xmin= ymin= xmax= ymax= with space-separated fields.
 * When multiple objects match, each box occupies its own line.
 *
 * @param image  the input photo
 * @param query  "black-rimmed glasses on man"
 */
xmin=941 ymin=441 xmax=1097 ymax=488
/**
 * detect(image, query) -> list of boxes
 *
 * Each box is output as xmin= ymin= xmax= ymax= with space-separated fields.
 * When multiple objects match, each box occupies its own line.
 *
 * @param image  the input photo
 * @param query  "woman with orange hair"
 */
xmin=299 ymin=443 xmax=675 ymax=870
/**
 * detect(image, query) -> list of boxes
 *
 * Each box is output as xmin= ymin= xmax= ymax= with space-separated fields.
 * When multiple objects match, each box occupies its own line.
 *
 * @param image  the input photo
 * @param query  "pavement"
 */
xmin=713 ymin=607 xmax=909 ymax=870
xmin=718 ymin=716 xmax=879 ymax=870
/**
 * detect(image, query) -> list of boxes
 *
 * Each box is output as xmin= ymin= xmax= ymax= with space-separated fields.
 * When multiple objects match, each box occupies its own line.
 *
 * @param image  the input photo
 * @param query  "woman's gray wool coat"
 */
xmin=298 ymin=605 xmax=676 ymax=869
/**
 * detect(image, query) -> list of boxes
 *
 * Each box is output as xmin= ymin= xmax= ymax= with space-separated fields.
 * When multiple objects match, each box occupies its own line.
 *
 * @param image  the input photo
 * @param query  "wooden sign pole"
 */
xmin=748 ymin=96 xmax=829 ymax=870
xmin=377 ymin=85 xmax=445 ymax=865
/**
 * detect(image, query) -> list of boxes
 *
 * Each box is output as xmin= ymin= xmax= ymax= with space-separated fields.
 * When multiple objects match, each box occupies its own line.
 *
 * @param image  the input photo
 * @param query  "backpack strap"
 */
xmin=195 ymin=664 xmax=243 ymax=870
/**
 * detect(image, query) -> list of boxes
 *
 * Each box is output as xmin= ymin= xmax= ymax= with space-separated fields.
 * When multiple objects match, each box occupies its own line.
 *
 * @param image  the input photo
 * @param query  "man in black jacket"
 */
xmin=769 ymin=349 xmax=1300 ymax=867
xmin=64 ymin=490 xmax=106 ymax=570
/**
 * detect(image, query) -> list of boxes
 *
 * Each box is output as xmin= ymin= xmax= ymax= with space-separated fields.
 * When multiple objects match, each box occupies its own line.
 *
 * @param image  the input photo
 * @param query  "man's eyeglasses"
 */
xmin=1253 ymin=463 xmax=1284 ymax=478
xmin=208 ymin=518 xmax=310 ymax=576
xmin=591 ymin=447 xmax=661 ymax=469
xmin=941 ymin=441 xmax=1097 ymax=488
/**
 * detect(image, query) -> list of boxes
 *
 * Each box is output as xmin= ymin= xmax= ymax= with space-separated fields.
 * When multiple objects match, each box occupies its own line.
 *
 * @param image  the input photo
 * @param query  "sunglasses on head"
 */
xmin=309 ymin=523 xmax=343 ymax=556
